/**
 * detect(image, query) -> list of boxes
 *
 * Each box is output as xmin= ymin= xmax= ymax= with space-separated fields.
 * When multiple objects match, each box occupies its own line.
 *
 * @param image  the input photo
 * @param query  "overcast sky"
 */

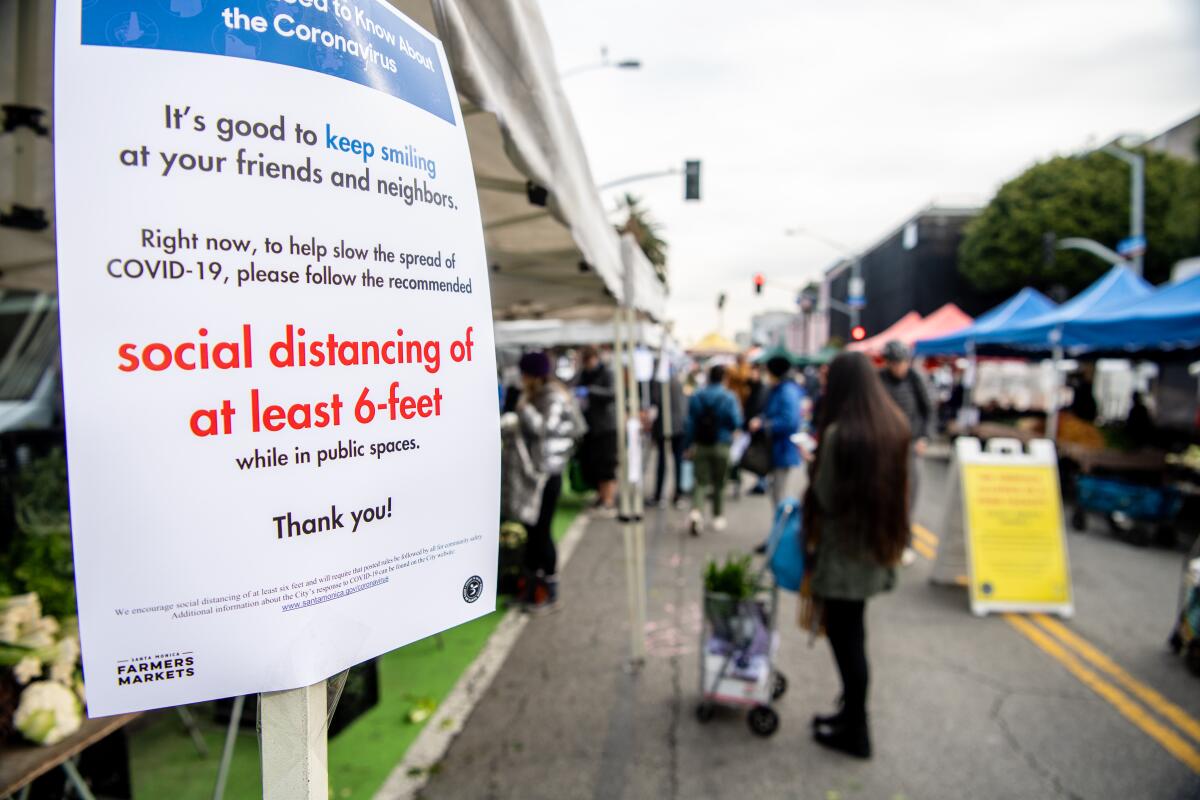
xmin=539 ymin=0 xmax=1200 ymax=344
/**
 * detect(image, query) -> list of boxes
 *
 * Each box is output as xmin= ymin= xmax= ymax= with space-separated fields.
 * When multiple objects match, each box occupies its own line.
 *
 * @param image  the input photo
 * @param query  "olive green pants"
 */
xmin=692 ymin=444 xmax=731 ymax=518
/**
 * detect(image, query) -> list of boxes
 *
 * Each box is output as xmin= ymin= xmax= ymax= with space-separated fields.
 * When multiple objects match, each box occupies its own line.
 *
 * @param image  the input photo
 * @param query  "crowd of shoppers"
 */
xmin=499 ymin=340 xmax=932 ymax=757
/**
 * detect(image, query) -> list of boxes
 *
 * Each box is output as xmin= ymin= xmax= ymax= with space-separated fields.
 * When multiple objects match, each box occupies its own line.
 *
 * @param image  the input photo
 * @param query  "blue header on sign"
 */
xmin=79 ymin=0 xmax=456 ymax=125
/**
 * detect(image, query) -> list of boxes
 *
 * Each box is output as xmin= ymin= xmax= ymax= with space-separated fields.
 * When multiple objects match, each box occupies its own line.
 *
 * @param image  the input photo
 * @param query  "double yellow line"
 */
xmin=911 ymin=523 xmax=938 ymax=561
xmin=1006 ymin=614 xmax=1200 ymax=773
xmin=911 ymin=522 xmax=1200 ymax=773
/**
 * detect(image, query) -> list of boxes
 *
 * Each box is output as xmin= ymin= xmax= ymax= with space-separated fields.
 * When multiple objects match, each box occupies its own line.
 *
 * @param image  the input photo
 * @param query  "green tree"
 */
xmin=616 ymin=193 xmax=669 ymax=284
xmin=959 ymin=149 xmax=1200 ymax=294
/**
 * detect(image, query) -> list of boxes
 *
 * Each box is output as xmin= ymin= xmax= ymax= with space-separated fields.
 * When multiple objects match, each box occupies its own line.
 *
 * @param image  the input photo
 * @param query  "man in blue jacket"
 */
xmin=749 ymin=355 xmax=807 ymax=515
xmin=684 ymin=364 xmax=743 ymax=535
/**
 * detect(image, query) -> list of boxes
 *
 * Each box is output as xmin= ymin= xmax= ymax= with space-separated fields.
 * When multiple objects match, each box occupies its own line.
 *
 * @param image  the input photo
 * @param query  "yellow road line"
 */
xmin=1032 ymin=614 xmax=1200 ymax=746
xmin=912 ymin=539 xmax=936 ymax=561
xmin=1005 ymin=614 xmax=1200 ymax=773
xmin=912 ymin=524 xmax=939 ymax=546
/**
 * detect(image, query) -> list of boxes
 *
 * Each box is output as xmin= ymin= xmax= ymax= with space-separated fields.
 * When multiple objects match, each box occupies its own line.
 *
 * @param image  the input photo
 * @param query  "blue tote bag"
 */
xmin=767 ymin=500 xmax=805 ymax=592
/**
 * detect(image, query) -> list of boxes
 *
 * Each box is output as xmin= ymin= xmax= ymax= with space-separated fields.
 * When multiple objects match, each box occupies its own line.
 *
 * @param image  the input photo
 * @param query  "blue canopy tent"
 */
xmin=914 ymin=287 xmax=1057 ymax=356
xmin=972 ymin=265 xmax=1153 ymax=351
xmin=965 ymin=266 xmax=1153 ymax=439
xmin=1063 ymin=273 xmax=1200 ymax=355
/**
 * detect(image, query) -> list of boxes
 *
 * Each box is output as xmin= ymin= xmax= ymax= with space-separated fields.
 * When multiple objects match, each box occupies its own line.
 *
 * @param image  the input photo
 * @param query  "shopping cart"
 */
xmin=1071 ymin=475 xmax=1182 ymax=546
xmin=695 ymin=516 xmax=791 ymax=737
xmin=1168 ymin=534 xmax=1200 ymax=677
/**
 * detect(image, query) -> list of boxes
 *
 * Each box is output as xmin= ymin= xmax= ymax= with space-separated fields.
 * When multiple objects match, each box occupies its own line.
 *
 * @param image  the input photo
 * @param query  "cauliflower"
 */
xmin=48 ymin=635 xmax=81 ymax=684
xmin=1 ymin=594 xmax=41 ymax=627
xmin=0 ymin=593 xmax=40 ymax=643
xmin=14 ymin=655 xmax=43 ymax=685
xmin=14 ymin=680 xmax=83 ymax=745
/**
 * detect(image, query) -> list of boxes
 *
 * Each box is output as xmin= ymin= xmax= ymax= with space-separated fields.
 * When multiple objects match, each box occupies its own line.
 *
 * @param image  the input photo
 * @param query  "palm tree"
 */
xmin=616 ymin=193 xmax=668 ymax=284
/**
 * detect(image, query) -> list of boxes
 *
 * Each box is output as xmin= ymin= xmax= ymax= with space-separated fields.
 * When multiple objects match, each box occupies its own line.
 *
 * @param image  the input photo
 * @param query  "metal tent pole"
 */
xmin=611 ymin=307 xmax=642 ymax=664
xmin=1047 ymin=341 xmax=1065 ymax=442
xmin=212 ymin=696 xmax=244 ymax=800
xmin=625 ymin=307 xmax=647 ymax=664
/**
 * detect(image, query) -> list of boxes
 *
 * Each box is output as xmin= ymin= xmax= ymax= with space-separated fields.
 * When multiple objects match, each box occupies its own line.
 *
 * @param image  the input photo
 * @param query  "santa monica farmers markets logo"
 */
xmin=116 ymin=652 xmax=196 ymax=686
xmin=462 ymin=575 xmax=483 ymax=603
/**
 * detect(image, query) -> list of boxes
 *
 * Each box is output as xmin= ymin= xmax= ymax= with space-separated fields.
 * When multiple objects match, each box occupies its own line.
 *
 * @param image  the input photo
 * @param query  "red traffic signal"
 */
xmin=753 ymin=273 xmax=764 ymax=295
xmin=850 ymin=325 xmax=867 ymax=341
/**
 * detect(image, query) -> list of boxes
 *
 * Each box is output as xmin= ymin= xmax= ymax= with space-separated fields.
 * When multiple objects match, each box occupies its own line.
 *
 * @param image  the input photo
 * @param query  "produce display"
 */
xmin=1 ymin=592 xmax=84 ymax=745
xmin=1 ymin=449 xmax=84 ymax=746
xmin=1167 ymin=445 xmax=1200 ymax=472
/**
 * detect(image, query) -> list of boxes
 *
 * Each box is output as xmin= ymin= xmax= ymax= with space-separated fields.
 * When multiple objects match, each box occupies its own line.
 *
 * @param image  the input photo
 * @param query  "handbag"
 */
xmin=739 ymin=429 xmax=773 ymax=477
xmin=767 ymin=500 xmax=804 ymax=592
xmin=680 ymin=459 xmax=696 ymax=493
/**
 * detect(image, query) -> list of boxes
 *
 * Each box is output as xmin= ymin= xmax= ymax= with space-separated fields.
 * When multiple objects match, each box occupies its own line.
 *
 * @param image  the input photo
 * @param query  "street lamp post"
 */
xmin=785 ymin=228 xmax=865 ymax=332
xmin=1101 ymin=143 xmax=1145 ymax=277
xmin=560 ymin=46 xmax=641 ymax=79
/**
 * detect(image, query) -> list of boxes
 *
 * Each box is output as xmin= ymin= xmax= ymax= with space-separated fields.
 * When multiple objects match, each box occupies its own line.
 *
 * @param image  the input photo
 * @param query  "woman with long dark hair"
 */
xmin=803 ymin=351 xmax=911 ymax=758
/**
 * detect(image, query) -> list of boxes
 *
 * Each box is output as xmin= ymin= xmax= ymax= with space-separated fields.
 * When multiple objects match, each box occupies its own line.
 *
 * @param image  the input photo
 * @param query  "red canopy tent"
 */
xmin=897 ymin=303 xmax=973 ymax=348
xmin=848 ymin=311 xmax=923 ymax=354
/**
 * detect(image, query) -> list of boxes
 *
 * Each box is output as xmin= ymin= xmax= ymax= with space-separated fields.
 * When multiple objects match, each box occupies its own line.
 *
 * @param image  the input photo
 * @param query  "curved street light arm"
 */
xmin=597 ymin=168 xmax=681 ymax=191
xmin=1056 ymin=237 xmax=1127 ymax=266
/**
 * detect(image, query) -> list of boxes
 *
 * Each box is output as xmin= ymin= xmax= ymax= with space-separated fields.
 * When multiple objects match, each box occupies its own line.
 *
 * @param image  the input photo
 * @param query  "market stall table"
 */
xmin=1058 ymin=443 xmax=1168 ymax=475
xmin=0 ymin=712 xmax=140 ymax=799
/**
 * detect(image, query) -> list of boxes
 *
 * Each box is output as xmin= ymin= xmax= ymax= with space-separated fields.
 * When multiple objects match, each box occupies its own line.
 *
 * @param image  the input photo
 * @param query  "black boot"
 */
xmin=811 ymin=709 xmax=845 ymax=730
xmin=813 ymin=717 xmax=871 ymax=759
xmin=811 ymin=696 xmax=846 ymax=730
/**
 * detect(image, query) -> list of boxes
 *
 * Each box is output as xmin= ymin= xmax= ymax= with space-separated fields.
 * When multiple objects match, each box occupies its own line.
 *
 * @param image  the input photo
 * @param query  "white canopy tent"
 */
xmin=495 ymin=318 xmax=662 ymax=349
xmin=419 ymin=0 xmax=664 ymax=321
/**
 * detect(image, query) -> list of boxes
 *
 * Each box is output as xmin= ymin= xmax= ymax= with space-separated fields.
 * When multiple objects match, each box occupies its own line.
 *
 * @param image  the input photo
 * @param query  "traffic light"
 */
xmin=753 ymin=273 xmax=764 ymax=295
xmin=851 ymin=325 xmax=866 ymax=341
xmin=684 ymin=160 xmax=701 ymax=201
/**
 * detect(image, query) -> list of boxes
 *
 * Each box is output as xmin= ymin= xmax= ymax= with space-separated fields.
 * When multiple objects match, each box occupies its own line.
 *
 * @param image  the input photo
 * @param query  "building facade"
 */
xmin=1145 ymin=112 xmax=1199 ymax=163
xmin=823 ymin=205 xmax=1006 ymax=343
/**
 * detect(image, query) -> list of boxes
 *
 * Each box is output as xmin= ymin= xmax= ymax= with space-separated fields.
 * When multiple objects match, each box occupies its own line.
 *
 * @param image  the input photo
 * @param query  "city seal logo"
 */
xmin=462 ymin=575 xmax=483 ymax=603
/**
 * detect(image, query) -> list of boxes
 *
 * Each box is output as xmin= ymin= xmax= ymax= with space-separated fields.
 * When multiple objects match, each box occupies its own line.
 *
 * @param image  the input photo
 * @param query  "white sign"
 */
xmin=55 ymin=0 xmax=498 ymax=716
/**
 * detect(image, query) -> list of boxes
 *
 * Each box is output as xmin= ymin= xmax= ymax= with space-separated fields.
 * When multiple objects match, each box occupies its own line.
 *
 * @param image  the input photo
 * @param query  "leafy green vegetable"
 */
xmin=703 ymin=554 xmax=757 ymax=599
xmin=2 ymin=449 xmax=76 ymax=619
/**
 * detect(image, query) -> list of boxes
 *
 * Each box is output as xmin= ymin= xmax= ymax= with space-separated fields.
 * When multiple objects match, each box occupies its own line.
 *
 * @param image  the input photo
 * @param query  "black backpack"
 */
xmin=693 ymin=395 xmax=720 ymax=445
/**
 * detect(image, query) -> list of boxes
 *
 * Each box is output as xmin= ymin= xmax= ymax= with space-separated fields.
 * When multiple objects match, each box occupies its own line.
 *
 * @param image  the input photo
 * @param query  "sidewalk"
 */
xmin=417 ymin=462 xmax=1200 ymax=800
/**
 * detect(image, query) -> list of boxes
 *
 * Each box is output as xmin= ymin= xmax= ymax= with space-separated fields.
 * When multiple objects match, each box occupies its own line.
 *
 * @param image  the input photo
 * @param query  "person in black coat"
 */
xmin=649 ymin=370 xmax=686 ymax=506
xmin=576 ymin=346 xmax=618 ymax=512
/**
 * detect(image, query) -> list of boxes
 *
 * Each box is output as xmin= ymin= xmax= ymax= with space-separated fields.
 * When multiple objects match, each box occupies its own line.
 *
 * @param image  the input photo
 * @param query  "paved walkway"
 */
xmin=420 ymin=458 xmax=1200 ymax=800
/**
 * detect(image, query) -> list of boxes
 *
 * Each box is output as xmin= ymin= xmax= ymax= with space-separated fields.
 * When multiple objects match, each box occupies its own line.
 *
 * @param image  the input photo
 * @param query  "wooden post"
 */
xmin=260 ymin=681 xmax=327 ymax=800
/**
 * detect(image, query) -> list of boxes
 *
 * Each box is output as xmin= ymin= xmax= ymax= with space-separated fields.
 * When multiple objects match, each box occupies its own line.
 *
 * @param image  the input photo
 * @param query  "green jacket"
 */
xmin=809 ymin=425 xmax=897 ymax=600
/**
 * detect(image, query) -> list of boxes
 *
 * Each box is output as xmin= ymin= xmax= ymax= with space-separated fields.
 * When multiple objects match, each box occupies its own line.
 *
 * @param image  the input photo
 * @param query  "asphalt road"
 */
xmin=422 ymin=456 xmax=1200 ymax=800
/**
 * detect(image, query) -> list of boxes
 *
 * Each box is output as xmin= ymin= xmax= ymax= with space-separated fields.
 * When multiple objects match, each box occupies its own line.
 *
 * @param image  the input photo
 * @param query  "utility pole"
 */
xmin=1101 ymin=143 xmax=1145 ymax=277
